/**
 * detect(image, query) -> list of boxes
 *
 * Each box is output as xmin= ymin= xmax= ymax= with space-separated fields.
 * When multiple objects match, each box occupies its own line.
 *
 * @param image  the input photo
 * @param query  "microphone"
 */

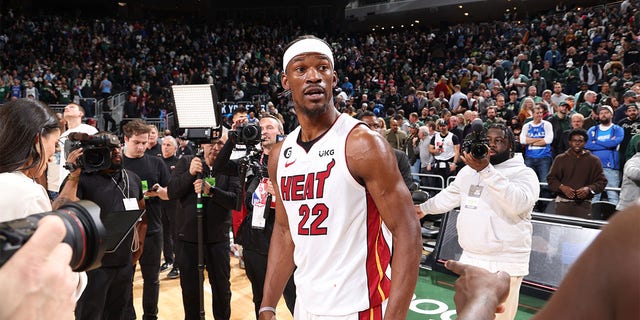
xmin=67 ymin=132 xmax=90 ymax=141
xmin=471 ymin=118 xmax=484 ymax=134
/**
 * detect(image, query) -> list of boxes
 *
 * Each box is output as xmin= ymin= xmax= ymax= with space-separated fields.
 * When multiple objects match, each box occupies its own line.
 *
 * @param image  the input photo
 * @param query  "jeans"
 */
xmin=524 ymin=156 xmax=552 ymax=200
xmin=410 ymin=159 xmax=421 ymax=183
xmin=593 ymin=168 xmax=619 ymax=204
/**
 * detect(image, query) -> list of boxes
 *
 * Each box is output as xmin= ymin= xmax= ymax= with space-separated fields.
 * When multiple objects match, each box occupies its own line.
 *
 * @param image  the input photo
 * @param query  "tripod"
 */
xmin=194 ymin=147 xmax=206 ymax=320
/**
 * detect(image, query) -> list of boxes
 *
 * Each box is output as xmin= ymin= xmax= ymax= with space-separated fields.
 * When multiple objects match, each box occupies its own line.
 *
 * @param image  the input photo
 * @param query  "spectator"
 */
xmin=520 ymin=105 xmax=554 ymax=207
xmin=547 ymin=129 xmax=608 ymax=219
xmin=617 ymin=142 xmax=640 ymax=210
xmin=430 ymin=119 xmax=460 ymax=185
xmin=585 ymin=105 xmax=624 ymax=204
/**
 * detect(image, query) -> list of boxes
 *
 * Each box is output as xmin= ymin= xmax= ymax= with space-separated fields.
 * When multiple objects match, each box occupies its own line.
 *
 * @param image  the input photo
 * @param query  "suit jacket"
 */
xmin=168 ymin=155 xmax=241 ymax=243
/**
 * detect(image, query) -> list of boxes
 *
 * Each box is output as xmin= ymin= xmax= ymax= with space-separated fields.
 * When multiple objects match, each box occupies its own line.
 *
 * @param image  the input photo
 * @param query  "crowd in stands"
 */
xmin=1 ymin=1 xmax=640 ymax=213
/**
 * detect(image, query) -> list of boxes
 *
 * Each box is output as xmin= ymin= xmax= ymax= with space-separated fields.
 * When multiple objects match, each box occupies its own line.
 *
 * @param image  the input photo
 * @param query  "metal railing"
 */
xmin=411 ymin=173 xmax=622 ymax=219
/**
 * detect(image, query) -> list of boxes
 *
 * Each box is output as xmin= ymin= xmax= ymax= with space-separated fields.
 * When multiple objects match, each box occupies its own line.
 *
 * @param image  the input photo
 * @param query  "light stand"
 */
xmin=171 ymin=84 xmax=222 ymax=320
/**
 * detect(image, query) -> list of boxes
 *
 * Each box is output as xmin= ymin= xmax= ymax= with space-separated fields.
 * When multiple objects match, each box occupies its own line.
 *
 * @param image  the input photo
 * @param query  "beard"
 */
xmin=600 ymin=118 xmax=611 ymax=125
xmin=489 ymin=149 xmax=511 ymax=165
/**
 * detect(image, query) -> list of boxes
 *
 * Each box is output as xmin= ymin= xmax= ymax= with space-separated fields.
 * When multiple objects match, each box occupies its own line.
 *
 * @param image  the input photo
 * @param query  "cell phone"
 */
xmin=276 ymin=134 xmax=286 ymax=142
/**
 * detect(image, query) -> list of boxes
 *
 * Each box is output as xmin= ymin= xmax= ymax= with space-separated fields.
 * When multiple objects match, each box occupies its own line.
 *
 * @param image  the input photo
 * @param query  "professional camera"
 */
xmin=65 ymin=132 xmax=120 ymax=173
xmin=229 ymin=124 xmax=262 ymax=146
xmin=0 ymin=201 xmax=106 ymax=272
xmin=462 ymin=119 xmax=489 ymax=159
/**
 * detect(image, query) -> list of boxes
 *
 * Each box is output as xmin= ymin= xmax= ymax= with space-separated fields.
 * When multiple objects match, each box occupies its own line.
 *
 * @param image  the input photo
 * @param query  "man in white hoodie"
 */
xmin=415 ymin=123 xmax=539 ymax=320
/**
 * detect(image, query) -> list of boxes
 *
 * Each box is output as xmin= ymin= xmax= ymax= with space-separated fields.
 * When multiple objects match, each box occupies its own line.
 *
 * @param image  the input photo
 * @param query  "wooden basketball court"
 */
xmin=131 ymin=256 xmax=293 ymax=320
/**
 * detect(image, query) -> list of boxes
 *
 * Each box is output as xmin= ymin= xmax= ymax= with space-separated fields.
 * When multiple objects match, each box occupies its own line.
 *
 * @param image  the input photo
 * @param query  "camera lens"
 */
xmin=0 ymin=201 xmax=107 ymax=272
xmin=471 ymin=144 xmax=489 ymax=159
xmin=84 ymin=149 xmax=105 ymax=167
xmin=240 ymin=125 xmax=261 ymax=144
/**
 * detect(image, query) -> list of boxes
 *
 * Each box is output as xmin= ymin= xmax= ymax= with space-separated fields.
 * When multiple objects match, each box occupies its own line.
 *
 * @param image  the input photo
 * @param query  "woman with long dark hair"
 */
xmin=0 ymin=98 xmax=61 ymax=220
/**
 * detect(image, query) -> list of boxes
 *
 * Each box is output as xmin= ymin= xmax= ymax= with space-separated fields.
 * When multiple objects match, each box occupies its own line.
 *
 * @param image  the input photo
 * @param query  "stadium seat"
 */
xmin=591 ymin=201 xmax=617 ymax=220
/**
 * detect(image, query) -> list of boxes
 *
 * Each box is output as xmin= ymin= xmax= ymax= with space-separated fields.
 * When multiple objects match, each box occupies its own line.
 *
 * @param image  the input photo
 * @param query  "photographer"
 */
xmin=217 ymin=115 xmax=297 ymax=317
xmin=0 ymin=99 xmax=84 ymax=317
xmin=54 ymin=132 xmax=145 ymax=320
xmin=416 ymin=123 xmax=539 ymax=320
xmin=167 ymin=132 xmax=241 ymax=320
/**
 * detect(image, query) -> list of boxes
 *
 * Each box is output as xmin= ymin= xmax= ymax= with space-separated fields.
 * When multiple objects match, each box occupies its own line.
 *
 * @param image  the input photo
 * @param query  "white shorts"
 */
xmin=293 ymin=299 xmax=388 ymax=320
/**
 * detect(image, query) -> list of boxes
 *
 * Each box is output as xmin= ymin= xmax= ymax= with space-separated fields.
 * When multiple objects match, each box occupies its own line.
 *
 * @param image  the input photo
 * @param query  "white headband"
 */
xmin=282 ymin=38 xmax=334 ymax=71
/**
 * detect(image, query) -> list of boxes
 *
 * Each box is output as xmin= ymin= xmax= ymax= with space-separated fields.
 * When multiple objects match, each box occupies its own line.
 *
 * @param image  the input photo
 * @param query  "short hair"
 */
xmin=568 ymin=128 xmax=588 ymax=141
xmin=162 ymin=135 xmax=178 ymax=148
xmin=571 ymin=113 xmax=585 ymax=121
xmin=122 ymin=119 xmax=151 ymax=138
xmin=359 ymin=111 xmax=376 ymax=119
xmin=486 ymin=123 xmax=516 ymax=157
xmin=67 ymin=103 xmax=86 ymax=116
xmin=259 ymin=114 xmax=284 ymax=133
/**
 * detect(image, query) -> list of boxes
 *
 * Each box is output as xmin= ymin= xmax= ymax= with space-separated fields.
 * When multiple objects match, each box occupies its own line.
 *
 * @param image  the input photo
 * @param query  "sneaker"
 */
xmin=160 ymin=262 xmax=172 ymax=272
xmin=167 ymin=267 xmax=180 ymax=279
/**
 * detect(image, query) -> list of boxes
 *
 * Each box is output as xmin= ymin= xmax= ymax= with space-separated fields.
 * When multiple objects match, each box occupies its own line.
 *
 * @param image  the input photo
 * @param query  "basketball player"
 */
xmin=258 ymin=35 xmax=421 ymax=320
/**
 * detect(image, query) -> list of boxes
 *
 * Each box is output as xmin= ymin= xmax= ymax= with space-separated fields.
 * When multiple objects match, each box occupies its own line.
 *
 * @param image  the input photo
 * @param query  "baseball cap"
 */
xmin=559 ymin=101 xmax=570 ymax=107
xmin=437 ymin=119 xmax=447 ymax=126
xmin=623 ymin=90 xmax=637 ymax=98
xmin=598 ymin=105 xmax=613 ymax=114
xmin=566 ymin=60 xmax=574 ymax=67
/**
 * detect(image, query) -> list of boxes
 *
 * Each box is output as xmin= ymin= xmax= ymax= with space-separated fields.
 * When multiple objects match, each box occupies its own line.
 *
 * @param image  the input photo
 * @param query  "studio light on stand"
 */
xmin=171 ymin=84 xmax=222 ymax=320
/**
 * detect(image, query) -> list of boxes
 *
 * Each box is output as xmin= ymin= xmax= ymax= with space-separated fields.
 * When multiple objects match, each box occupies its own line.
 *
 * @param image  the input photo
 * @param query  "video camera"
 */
xmin=229 ymin=124 xmax=261 ymax=146
xmin=65 ymin=132 xmax=120 ymax=173
xmin=462 ymin=119 xmax=489 ymax=159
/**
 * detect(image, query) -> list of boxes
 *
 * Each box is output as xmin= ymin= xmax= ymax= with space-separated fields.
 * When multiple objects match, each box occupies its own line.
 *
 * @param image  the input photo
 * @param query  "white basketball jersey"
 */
xmin=276 ymin=114 xmax=392 ymax=315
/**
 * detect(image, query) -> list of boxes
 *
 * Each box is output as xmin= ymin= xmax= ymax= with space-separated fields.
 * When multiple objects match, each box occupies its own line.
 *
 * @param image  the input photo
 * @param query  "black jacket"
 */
xmin=168 ymin=155 xmax=241 ymax=243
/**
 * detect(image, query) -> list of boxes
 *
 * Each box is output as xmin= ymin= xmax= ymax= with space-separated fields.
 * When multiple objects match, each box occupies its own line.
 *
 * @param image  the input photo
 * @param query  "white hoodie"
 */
xmin=420 ymin=153 xmax=539 ymax=275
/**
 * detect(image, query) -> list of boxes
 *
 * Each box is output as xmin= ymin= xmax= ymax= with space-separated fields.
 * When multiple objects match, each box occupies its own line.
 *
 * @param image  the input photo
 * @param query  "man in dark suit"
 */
xmin=168 ymin=133 xmax=242 ymax=320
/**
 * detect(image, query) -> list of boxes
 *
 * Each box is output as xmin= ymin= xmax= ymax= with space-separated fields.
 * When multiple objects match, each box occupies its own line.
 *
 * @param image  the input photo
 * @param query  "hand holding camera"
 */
xmin=189 ymin=157 xmax=204 ymax=176
xmin=64 ymin=147 xmax=84 ymax=175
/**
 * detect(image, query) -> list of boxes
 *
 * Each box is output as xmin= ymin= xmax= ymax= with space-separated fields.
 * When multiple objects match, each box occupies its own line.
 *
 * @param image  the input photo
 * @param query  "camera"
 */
xmin=0 ymin=201 xmax=107 ymax=272
xmin=230 ymin=124 xmax=262 ymax=146
xmin=65 ymin=132 xmax=120 ymax=173
xmin=462 ymin=119 xmax=489 ymax=159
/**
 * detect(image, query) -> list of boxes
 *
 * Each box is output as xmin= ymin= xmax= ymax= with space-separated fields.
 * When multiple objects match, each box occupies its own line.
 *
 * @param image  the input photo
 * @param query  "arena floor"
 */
xmin=132 ymin=256 xmax=545 ymax=319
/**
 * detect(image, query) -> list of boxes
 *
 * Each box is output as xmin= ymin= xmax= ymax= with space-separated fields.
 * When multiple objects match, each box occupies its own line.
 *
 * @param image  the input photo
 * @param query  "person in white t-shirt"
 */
xmin=46 ymin=103 xmax=98 ymax=199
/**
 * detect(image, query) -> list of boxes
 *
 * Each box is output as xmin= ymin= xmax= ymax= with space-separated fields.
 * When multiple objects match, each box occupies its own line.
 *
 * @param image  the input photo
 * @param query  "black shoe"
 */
xmin=160 ymin=262 xmax=172 ymax=272
xmin=167 ymin=267 xmax=180 ymax=279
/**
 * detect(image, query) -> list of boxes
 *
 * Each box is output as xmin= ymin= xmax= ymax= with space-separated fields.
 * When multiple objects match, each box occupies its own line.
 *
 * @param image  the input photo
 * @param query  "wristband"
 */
xmin=258 ymin=306 xmax=276 ymax=315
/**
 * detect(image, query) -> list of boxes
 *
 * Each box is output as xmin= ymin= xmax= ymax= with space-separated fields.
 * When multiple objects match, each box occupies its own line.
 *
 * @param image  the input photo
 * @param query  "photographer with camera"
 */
xmin=167 ymin=132 xmax=241 ymax=320
xmin=121 ymin=119 xmax=170 ymax=320
xmin=415 ymin=123 xmax=540 ymax=320
xmin=54 ymin=130 xmax=145 ymax=320
xmin=0 ymin=99 xmax=85 ymax=318
xmin=215 ymin=115 xmax=297 ymax=318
